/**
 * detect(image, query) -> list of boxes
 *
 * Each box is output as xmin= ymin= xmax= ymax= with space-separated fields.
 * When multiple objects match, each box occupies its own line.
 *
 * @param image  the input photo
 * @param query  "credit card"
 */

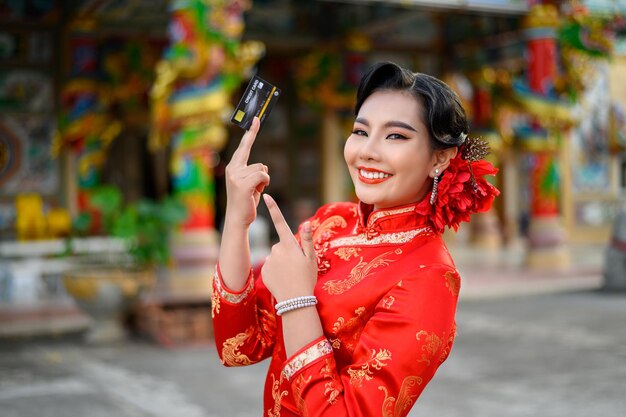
xmin=230 ymin=75 xmax=281 ymax=131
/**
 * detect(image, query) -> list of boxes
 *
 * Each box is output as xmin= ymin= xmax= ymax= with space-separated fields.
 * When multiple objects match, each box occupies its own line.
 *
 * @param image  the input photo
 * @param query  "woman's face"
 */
xmin=344 ymin=89 xmax=439 ymax=210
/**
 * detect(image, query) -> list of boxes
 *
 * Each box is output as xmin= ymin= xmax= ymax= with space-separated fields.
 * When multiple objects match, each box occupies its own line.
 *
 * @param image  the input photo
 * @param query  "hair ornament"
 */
xmin=461 ymin=136 xmax=491 ymax=192
xmin=461 ymin=136 xmax=490 ymax=162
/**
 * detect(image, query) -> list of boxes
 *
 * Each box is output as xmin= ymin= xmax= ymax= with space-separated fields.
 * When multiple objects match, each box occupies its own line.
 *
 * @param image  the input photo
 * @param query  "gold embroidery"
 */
xmin=331 ymin=307 xmax=368 ymax=354
xmin=348 ymin=349 xmax=392 ymax=388
xmin=329 ymin=227 xmax=431 ymax=248
xmin=349 ymin=205 xmax=359 ymax=218
xmin=213 ymin=268 xmax=254 ymax=304
xmin=313 ymin=215 xmax=348 ymax=242
xmin=332 ymin=307 xmax=366 ymax=334
xmin=321 ymin=358 xmax=342 ymax=404
xmin=379 ymin=376 xmax=423 ymax=417
xmin=330 ymin=338 xmax=341 ymax=349
xmin=415 ymin=330 xmax=444 ymax=366
xmin=322 ymin=204 xmax=338 ymax=216
xmin=439 ymin=323 xmax=456 ymax=364
xmin=258 ymin=307 xmax=277 ymax=347
xmin=211 ymin=287 xmax=220 ymax=318
xmin=334 ymin=247 xmax=361 ymax=261
xmin=368 ymin=206 xmax=415 ymax=225
xmin=221 ymin=326 xmax=255 ymax=366
xmin=283 ymin=339 xmax=333 ymax=380
xmin=316 ymin=240 xmax=331 ymax=274
xmin=292 ymin=373 xmax=313 ymax=417
xmin=444 ymin=270 xmax=461 ymax=297
xmin=323 ymin=249 xmax=402 ymax=295
xmin=267 ymin=372 xmax=288 ymax=417
xmin=381 ymin=295 xmax=395 ymax=309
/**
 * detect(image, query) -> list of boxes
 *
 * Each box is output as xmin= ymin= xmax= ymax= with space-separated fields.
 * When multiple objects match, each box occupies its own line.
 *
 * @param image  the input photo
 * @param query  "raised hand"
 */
xmin=261 ymin=194 xmax=318 ymax=303
xmin=224 ymin=117 xmax=270 ymax=227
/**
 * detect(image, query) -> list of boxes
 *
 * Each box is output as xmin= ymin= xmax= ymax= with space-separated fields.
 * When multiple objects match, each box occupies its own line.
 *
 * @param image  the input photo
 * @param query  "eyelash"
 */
xmin=351 ymin=129 xmax=408 ymax=140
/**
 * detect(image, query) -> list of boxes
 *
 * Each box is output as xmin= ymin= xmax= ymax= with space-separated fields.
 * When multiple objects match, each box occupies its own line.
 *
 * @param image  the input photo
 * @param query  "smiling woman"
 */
xmin=212 ymin=61 xmax=499 ymax=417
xmin=345 ymin=89 xmax=453 ymax=210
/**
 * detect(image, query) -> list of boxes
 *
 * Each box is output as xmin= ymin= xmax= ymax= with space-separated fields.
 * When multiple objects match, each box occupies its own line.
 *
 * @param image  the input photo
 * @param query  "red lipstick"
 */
xmin=357 ymin=166 xmax=393 ymax=185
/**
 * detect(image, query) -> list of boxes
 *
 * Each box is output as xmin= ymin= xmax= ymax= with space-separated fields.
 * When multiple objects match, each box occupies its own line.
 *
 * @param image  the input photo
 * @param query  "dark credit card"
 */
xmin=230 ymin=75 xmax=281 ymax=130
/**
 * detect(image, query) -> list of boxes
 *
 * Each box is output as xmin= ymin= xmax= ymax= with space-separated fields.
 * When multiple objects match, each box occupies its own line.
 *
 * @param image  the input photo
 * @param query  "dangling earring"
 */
xmin=430 ymin=168 xmax=440 ymax=205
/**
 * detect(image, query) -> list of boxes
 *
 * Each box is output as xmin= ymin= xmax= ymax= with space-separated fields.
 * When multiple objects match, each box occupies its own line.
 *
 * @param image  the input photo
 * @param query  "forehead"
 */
xmin=357 ymin=90 xmax=424 ymax=125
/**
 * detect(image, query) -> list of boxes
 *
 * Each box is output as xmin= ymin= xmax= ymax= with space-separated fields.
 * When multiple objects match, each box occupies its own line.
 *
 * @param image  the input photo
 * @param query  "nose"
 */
xmin=357 ymin=135 xmax=381 ymax=162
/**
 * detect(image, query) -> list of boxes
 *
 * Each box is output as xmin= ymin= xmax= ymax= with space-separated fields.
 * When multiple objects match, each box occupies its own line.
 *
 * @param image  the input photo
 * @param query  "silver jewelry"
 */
xmin=430 ymin=168 xmax=440 ymax=205
xmin=275 ymin=295 xmax=318 ymax=316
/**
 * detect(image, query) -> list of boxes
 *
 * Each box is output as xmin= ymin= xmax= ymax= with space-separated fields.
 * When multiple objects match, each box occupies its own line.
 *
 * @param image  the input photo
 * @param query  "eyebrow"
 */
xmin=355 ymin=117 xmax=418 ymax=133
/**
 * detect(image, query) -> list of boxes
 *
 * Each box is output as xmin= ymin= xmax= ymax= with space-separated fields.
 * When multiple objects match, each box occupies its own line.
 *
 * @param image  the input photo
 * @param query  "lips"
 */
xmin=357 ymin=167 xmax=393 ymax=184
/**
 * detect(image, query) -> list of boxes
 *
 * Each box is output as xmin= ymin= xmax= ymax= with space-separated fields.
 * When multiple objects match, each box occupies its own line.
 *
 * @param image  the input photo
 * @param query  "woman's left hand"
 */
xmin=261 ymin=194 xmax=318 ymax=303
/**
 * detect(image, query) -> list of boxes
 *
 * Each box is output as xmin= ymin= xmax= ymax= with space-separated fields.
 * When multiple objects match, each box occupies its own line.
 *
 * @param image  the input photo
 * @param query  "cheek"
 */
xmin=343 ymin=138 xmax=356 ymax=166
xmin=394 ymin=151 xmax=430 ymax=185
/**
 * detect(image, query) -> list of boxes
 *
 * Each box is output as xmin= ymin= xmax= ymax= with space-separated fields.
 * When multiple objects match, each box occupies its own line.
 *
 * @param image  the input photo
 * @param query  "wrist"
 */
xmin=223 ymin=214 xmax=251 ymax=231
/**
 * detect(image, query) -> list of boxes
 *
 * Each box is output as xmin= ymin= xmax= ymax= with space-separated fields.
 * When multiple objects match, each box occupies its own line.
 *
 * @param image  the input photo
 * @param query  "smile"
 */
xmin=358 ymin=168 xmax=393 ymax=184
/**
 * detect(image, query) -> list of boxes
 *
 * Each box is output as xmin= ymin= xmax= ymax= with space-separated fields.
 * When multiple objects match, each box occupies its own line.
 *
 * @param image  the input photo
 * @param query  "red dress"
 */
xmin=212 ymin=156 xmax=498 ymax=416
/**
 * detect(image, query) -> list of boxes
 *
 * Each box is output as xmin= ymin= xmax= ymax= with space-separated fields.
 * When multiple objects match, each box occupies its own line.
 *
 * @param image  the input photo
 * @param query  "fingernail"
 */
xmin=262 ymin=194 xmax=270 ymax=204
xmin=303 ymin=221 xmax=311 ymax=233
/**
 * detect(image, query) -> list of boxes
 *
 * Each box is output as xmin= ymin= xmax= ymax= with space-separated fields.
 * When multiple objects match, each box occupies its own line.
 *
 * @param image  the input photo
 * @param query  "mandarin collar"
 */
xmin=357 ymin=200 xmax=430 ymax=233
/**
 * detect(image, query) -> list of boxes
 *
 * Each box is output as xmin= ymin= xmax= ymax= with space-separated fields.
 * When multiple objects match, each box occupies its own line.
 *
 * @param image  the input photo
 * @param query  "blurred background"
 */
xmin=0 ymin=1 xmax=625 ymax=416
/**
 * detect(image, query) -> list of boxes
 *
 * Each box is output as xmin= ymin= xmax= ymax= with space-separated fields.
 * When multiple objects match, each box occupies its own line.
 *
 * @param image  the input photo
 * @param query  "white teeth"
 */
xmin=359 ymin=169 xmax=391 ymax=179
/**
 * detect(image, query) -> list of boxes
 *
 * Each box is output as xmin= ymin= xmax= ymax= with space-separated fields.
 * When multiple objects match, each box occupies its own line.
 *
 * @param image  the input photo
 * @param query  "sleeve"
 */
xmin=211 ymin=206 xmax=328 ymax=368
xmin=281 ymin=264 xmax=460 ymax=417
xmin=212 ymin=263 xmax=278 ymax=366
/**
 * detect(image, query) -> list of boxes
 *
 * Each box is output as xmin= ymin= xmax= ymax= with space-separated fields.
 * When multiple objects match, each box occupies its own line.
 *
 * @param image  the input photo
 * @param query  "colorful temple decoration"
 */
xmin=53 ymin=31 xmax=163 ymax=234
xmin=150 ymin=0 xmax=263 ymax=232
xmin=530 ymin=153 xmax=560 ymax=216
xmin=526 ymin=5 xmax=560 ymax=223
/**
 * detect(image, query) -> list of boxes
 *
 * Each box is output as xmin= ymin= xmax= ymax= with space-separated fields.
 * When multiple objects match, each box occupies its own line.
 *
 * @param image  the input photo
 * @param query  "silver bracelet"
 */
xmin=275 ymin=295 xmax=318 ymax=316
xmin=275 ymin=295 xmax=317 ymax=310
xmin=276 ymin=300 xmax=317 ymax=316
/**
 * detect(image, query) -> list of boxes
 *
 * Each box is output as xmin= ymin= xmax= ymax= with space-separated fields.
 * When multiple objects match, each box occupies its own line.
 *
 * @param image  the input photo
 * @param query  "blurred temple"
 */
xmin=0 ymin=0 xmax=625 ymax=342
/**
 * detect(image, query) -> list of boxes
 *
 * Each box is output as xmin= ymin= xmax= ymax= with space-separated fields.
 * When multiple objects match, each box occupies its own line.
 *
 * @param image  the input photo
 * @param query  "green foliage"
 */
xmin=75 ymin=186 xmax=187 ymax=267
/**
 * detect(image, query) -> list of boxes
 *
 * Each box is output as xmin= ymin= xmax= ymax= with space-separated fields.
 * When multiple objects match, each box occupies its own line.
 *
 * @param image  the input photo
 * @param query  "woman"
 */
xmin=213 ymin=62 xmax=499 ymax=416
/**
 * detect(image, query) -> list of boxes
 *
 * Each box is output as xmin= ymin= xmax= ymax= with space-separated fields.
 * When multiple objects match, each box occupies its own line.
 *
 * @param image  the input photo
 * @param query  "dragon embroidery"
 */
xmin=221 ymin=326 xmax=255 ymax=366
xmin=323 ymin=249 xmax=402 ymax=295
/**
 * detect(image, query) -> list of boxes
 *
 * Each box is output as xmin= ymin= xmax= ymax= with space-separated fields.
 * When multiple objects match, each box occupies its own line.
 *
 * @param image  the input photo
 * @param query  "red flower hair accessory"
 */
xmin=415 ymin=138 xmax=500 ymax=233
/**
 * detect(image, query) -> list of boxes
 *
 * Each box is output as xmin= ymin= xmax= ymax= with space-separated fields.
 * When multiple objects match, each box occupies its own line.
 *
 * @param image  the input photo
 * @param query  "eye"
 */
xmin=352 ymin=129 xmax=367 ymax=136
xmin=387 ymin=133 xmax=408 ymax=140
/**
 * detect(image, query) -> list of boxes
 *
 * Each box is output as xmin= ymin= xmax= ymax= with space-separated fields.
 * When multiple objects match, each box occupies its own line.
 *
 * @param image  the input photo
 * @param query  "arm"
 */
xmin=260 ymin=195 xmax=323 ymax=358
xmin=212 ymin=264 xmax=277 ymax=366
xmin=212 ymin=117 xmax=276 ymax=365
xmin=282 ymin=264 xmax=460 ymax=417
xmin=219 ymin=117 xmax=268 ymax=291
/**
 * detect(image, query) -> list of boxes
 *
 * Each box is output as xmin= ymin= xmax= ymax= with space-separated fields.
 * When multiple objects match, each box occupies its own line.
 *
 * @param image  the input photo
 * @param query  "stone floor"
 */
xmin=1 ymin=288 xmax=625 ymax=417
xmin=1 ymin=242 xmax=621 ymax=417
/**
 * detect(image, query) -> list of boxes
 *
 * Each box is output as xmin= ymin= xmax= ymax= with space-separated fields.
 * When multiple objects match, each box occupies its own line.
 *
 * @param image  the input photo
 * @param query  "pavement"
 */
xmin=1 ymin=242 xmax=624 ymax=417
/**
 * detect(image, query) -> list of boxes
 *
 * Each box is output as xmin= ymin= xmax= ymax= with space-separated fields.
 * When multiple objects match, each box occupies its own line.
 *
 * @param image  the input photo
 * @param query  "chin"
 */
xmin=355 ymin=193 xmax=387 ymax=208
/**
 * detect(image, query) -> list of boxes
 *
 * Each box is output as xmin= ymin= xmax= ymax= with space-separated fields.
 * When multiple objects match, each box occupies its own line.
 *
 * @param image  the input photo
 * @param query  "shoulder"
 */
xmin=401 ymin=263 xmax=461 ymax=297
xmin=312 ymin=202 xmax=358 ymax=220
xmin=296 ymin=202 xmax=357 ymax=237
xmin=308 ymin=202 xmax=359 ymax=230
xmin=400 ymin=232 xmax=457 ymax=271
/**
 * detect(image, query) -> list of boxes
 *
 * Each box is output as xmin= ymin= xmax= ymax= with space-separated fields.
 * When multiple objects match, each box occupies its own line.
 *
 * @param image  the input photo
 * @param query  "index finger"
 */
xmin=231 ymin=117 xmax=260 ymax=166
xmin=263 ymin=194 xmax=298 ymax=245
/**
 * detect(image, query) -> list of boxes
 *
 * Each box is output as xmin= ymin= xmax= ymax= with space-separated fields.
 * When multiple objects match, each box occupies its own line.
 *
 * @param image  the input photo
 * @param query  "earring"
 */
xmin=430 ymin=169 xmax=440 ymax=205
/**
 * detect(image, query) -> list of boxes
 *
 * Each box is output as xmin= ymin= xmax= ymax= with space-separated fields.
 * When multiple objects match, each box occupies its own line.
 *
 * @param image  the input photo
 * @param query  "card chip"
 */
xmin=234 ymin=110 xmax=245 ymax=122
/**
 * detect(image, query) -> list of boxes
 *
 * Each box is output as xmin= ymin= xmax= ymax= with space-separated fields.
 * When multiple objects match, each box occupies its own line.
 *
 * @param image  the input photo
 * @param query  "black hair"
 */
xmin=354 ymin=62 xmax=469 ymax=150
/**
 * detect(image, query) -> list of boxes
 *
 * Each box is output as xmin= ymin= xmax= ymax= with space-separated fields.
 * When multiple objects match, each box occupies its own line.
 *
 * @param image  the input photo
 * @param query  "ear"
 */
xmin=430 ymin=147 xmax=458 ymax=177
